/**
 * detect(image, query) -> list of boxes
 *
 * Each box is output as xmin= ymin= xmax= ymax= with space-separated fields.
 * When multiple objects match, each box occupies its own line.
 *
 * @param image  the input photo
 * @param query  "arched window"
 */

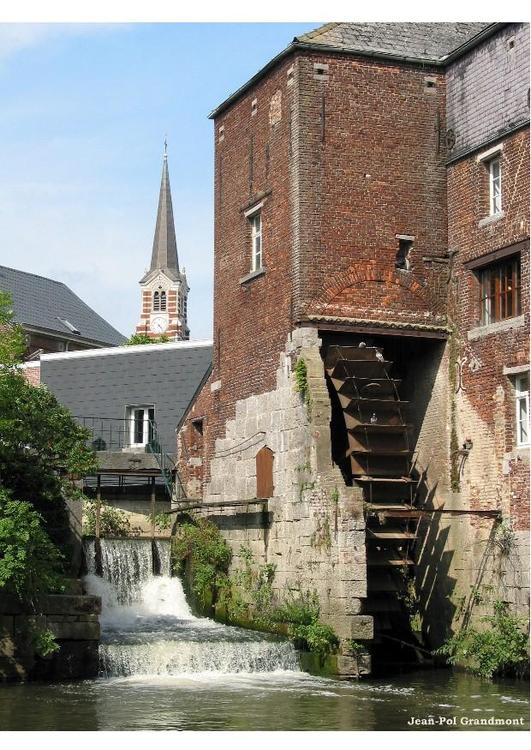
xmin=256 ymin=446 xmax=274 ymax=499
xmin=160 ymin=291 xmax=167 ymax=311
xmin=153 ymin=291 xmax=160 ymax=311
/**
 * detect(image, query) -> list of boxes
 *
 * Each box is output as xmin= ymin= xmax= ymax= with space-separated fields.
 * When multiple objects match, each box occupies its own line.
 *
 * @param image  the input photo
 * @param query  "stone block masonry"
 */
xmin=0 ymin=589 xmax=101 ymax=682
xmin=183 ymin=329 xmax=371 ymax=650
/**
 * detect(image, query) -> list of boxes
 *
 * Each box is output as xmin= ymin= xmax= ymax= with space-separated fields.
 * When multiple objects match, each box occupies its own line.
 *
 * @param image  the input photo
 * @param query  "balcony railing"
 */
xmin=76 ymin=415 xmax=183 ymax=501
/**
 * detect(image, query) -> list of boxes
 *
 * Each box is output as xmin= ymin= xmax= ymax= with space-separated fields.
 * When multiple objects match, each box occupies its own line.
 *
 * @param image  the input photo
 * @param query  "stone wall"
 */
xmin=0 ymin=586 xmax=101 ymax=682
xmin=187 ymin=328 xmax=372 ymax=663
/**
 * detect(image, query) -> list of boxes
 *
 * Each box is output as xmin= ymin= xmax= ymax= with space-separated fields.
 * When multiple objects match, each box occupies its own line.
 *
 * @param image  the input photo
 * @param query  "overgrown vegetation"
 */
xmin=30 ymin=626 xmax=60 ymax=658
xmin=83 ymin=501 xmax=138 ymax=538
xmin=0 ymin=489 xmax=64 ymax=600
xmin=436 ymin=601 xmax=529 ymax=679
xmin=125 ymin=333 xmax=170 ymax=346
xmin=172 ymin=518 xmax=232 ymax=608
xmin=0 ymin=292 xmax=96 ymax=604
xmin=153 ymin=512 xmax=172 ymax=532
xmin=294 ymin=357 xmax=310 ymax=407
xmin=171 ymin=519 xmax=339 ymax=658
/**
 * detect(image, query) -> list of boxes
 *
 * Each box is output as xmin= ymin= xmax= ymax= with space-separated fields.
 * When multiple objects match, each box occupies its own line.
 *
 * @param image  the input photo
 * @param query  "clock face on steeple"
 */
xmin=151 ymin=315 xmax=168 ymax=334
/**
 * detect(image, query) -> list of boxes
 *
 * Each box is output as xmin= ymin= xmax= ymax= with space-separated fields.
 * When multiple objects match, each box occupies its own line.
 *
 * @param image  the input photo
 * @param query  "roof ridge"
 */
xmin=0 ymin=264 xmax=68 ymax=288
xmin=294 ymin=22 xmax=340 ymax=43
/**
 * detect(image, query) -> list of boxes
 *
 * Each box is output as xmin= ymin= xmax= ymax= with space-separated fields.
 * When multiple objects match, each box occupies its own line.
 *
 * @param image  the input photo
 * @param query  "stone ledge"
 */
xmin=467 ymin=315 xmax=525 ymax=340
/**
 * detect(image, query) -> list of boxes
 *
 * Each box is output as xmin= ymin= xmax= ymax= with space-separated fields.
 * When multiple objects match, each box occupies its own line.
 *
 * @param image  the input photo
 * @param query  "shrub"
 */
xmin=437 ymin=601 xmax=529 ymax=679
xmin=83 ymin=502 xmax=134 ymax=537
xmin=31 ymin=627 xmax=60 ymax=658
xmin=0 ymin=490 xmax=64 ymax=600
xmin=270 ymin=590 xmax=338 ymax=658
xmin=172 ymin=519 xmax=232 ymax=607
xmin=125 ymin=333 xmax=170 ymax=346
xmin=153 ymin=512 xmax=172 ymax=531
xmin=289 ymin=620 xmax=339 ymax=657
xmin=294 ymin=357 xmax=310 ymax=406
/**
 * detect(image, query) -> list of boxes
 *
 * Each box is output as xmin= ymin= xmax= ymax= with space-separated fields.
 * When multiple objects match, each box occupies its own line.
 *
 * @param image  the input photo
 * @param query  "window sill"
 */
xmin=240 ymin=268 xmax=266 ymax=285
xmin=467 ymin=315 xmax=525 ymax=341
xmin=478 ymin=211 xmax=505 ymax=228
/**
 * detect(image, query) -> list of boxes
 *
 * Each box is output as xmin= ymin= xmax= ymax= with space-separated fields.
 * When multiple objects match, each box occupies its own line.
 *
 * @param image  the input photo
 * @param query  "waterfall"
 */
xmin=83 ymin=538 xmax=300 ymax=678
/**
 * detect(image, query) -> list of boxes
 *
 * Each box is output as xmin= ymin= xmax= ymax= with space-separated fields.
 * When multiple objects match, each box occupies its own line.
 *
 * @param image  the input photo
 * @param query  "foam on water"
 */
xmin=83 ymin=538 xmax=300 ymax=678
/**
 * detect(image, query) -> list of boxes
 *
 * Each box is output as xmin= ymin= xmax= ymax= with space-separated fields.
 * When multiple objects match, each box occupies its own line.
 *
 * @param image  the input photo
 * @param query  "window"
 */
xmin=128 ymin=406 xmax=155 ymax=447
xmin=395 ymin=237 xmax=413 ymax=271
xmin=192 ymin=418 xmax=204 ymax=436
xmin=488 ymin=157 xmax=502 ymax=215
xmin=250 ymin=211 xmax=262 ymax=271
xmin=153 ymin=290 xmax=166 ymax=312
xmin=479 ymin=256 xmax=521 ymax=325
xmin=515 ymin=374 xmax=530 ymax=446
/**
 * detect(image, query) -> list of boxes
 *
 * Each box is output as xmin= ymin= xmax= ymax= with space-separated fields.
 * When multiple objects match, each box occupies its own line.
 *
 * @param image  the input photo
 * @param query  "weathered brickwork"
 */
xmin=416 ymin=26 xmax=530 ymax=644
xmin=178 ymin=23 xmax=530 ymax=658
xmin=20 ymin=362 xmax=41 ymax=386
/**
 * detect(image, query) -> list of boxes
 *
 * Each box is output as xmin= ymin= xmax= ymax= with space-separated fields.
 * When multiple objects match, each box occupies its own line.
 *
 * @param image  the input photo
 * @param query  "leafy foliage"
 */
xmin=125 ymin=333 xmax=170 ymax=346
xmin=269 ymin=590 xmax=339 ymax=658
xmin=0 ymin=489 xmax=63 ymax=600
xmin=0 ymin=291 xmax=26 ymax=366
xmin=0 ymin=292 xmax=96 ymax=602
xmin=437 ymin=601 xmax=529 ymax=678
xmin=289 ymin=620 xmax=339 ymax=657
xmin=83 ymin=502 xmax=137 ymax=537
xmin=31 ymin=627 xmax=60 ymax=658
xmin=171 ymin=521 xmax=338 ymax=658
xmin=294 ymin=357 xmax=310 ymax=406
xmin=172 ymin=519 xmax=232 ymax=606
xmin=153 ymin=512 xmax=172 ymax=532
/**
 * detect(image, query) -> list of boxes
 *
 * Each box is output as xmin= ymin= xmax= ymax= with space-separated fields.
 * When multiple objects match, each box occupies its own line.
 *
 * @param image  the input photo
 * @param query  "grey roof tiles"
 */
xmin=0 ymin=265 xmax=125 ymax=346
xmin=294 ymin=22 xmax=492 ymax=62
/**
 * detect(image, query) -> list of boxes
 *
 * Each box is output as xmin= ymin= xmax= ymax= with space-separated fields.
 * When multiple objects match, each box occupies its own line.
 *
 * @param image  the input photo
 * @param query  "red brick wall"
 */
xmin=21 ymin=364 xmax=41 ymax=386
xmin=448 ymin=127 xmax=530 ymax=530
xmin=200 ymin=51 xmax=452 ymax=487
xmin=296 ymin=53 xmax=448 ymax=327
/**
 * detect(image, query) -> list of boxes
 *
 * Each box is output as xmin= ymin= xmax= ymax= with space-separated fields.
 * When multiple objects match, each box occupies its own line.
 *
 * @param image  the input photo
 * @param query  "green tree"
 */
xmin=124 ymin=332 xmax=170 ymax=345
xmin=0 ymin=292 xmax=96 ymax=600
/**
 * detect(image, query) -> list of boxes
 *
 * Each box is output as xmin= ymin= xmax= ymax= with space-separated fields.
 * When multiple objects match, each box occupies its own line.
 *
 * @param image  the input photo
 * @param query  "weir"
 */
xmin=83 ymin=538 xmax=299 ymax=678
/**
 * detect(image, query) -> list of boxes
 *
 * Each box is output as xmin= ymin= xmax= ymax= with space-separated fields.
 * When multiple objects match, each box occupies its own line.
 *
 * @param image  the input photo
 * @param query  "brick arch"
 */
xmin=309 ymin=261 xmax=433 ymax=322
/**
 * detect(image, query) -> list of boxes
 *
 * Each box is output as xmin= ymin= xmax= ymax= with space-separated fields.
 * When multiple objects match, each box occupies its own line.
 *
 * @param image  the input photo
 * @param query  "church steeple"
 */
xmin=150 ymin=142 xmax=179 ymax=274
xmin=136 ymin=142 xmax=189 ymax=342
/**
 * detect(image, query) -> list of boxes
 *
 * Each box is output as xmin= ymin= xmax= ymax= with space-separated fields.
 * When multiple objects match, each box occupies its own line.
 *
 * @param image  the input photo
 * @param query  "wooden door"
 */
xmin=256 ymin=446 xmax=274 ymax=499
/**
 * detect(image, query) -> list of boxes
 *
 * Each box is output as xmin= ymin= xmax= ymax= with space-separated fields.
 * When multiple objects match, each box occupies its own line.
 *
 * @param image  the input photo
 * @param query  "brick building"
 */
xmin=177 ymin=22 xmax=530 ymax=674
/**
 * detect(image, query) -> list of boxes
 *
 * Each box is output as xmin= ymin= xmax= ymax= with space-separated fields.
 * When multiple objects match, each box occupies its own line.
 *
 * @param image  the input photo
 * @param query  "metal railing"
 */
xmin=76 ymin=415 xmax=184 ymax=502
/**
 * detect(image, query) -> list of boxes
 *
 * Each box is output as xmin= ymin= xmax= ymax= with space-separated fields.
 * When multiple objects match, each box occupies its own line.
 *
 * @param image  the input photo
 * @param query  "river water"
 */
xmin=0 ymin=539 xmax=528 ymax=732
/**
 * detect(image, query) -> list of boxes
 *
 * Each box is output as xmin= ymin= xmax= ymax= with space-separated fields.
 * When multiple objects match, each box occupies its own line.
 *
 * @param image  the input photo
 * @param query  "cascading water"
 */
xmin=83 ymin=538 xmax=299 ymax=678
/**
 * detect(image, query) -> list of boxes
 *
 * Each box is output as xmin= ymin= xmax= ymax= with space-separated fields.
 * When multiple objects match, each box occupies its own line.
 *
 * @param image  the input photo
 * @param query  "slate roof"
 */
xmin=294 ymin=22 xmax=492 ymax=63
xmin=0 ymin=265 xmax=126 ymax=346
xmin=209 ymin=22 xmax=499 ymax=119
xmin=40 ymin=340 xmax=213 ymax=453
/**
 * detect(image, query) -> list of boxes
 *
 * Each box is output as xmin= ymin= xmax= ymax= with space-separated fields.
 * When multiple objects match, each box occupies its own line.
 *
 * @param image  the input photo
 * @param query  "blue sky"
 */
xmin=0 ymin=23 xmax=316 ymax=339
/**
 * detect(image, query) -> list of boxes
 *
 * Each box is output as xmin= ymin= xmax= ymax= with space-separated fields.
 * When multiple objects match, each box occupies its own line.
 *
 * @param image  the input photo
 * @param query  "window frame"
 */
xmin=127 ymin=405 xmax=155 ymax=447
xmin=250 ymin=211 xmax=262 ymax=272
xmin=478 ymin=255 xmax=521 ymax=326
xmin=515 ymin=374 xmax=530 ymax=447
xmin=488 ymin=156 xmax=502 ymax=216
xmin=153 ymin=291 xmax=160 ymax=312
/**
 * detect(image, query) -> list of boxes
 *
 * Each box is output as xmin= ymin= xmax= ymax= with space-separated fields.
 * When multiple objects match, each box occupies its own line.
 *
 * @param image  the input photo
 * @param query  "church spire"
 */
xmin=150 ymin=142 xmax=179 ymax=273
